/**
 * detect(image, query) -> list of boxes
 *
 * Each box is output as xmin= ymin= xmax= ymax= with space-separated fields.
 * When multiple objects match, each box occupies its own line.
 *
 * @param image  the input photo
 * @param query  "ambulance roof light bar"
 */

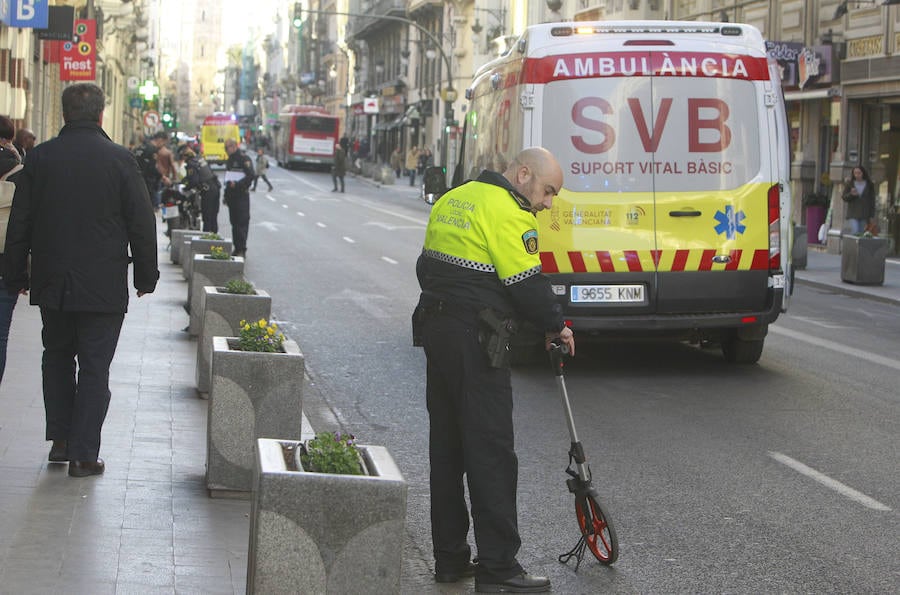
xmin=553 ymin=25 xmax=744 ymax=37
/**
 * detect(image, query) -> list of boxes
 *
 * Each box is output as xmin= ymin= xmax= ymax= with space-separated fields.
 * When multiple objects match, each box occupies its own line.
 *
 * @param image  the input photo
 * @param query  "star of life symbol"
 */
xmin=714 ymin=206 xmax=747 ymax=240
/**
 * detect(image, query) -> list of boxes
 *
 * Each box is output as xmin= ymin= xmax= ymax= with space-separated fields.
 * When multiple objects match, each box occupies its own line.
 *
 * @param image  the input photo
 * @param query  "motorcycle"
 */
xmin=161 ymin=184 xmax=201 ymax=235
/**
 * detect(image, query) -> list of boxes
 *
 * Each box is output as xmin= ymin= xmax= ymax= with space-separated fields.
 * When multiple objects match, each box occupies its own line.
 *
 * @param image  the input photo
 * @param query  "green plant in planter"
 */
xmin=238 ymin=318 xmax=284 ymax=352
xmin=209 ymin=245 xmax=231 ymax=260
xmin=201 ymin=232 xmax=223 ymax=240
xmin=222 ymin=278 xmax=255 ymax=294
xmin=300 ymin=432 xmax=364 ymax=475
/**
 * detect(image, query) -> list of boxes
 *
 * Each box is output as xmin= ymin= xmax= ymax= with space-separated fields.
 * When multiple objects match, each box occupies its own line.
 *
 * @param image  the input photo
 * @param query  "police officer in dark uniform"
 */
xmin=223 ymin=139 xmax=255 ymax=257
xmin=415 ymin=147 xmax=575 ymax=593
xmin=180 ymin=146 xmax=221 ymax=233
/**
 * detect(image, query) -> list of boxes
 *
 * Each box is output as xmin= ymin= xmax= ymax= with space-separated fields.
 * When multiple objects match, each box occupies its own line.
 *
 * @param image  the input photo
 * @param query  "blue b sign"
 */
xmin=0 ymin=0 xmax=50 ymax=29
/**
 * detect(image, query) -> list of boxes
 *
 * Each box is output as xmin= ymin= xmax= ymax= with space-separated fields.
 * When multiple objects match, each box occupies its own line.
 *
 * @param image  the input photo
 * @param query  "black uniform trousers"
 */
xmin=422 ymin=311 xmax=524 ymax=582
xmin=227 ymin=194 xmax=250 ymax=254
xmin=200 ymin=188 xmax=220 ymax=233
xmin=40 ymin=308 xmax=124 ymax=461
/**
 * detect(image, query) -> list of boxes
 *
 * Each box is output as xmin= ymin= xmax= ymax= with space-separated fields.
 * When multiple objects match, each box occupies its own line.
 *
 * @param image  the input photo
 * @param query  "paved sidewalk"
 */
xmin=0 ymin=215 xmax=896 ymax=593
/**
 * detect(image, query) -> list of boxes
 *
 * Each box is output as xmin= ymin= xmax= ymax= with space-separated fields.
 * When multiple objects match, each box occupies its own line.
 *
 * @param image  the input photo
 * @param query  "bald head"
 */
xmin=503 ymin=147 xmax=564 ymax=212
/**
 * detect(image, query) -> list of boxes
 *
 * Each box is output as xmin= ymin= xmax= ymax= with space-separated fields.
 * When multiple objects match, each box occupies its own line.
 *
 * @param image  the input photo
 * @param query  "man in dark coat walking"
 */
xmin=3 ymin=83 xmax=159 ymax=477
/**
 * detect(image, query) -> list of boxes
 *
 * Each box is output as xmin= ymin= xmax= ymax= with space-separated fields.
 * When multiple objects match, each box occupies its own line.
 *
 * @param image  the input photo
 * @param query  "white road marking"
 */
xmin=343 ymin=236 xmax=355 ymax=243
xmin=788 ymin=316 xmax=850 ymax=330
xmin=343 ymin=195 xmax=429 ymax=226
xmin=257 ymin=221 xmax=280 ymax=232
xmin=316 ymin=222 xmax=326 ymax=228
xmin=769 ymin=325 xmax=900 ymax=372
xmin=282 ymin=204 xmax=288 ymax=208
xmin=296 ymin=211 xmax=305 ymax=217
xmin=267 ymin=196 xmax=276 ymax=202
xmin=365 ymin=221 xmax=426 ymax=230
xmin=768 ymin=451 xmax=891 ymax=511
xmin=381 ymin=256 xmax=398 ymax=265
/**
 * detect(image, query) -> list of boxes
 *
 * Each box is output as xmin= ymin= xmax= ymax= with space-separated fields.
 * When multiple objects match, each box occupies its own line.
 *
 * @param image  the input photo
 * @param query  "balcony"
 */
xmin=350 ymin=0 xmax=407 ymax=39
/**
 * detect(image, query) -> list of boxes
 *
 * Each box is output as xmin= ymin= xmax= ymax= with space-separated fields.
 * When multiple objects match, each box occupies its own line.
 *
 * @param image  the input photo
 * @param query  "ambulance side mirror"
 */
xmin=422 ymin=166 xmax=448 ymax=205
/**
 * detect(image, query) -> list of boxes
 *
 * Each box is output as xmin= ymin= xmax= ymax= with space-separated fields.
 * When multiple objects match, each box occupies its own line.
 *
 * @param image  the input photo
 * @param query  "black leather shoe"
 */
xmin=475 ymin=573 xmax=551 ymax=593
xmin=68 ymin=458 xmax=105 ymax=477
xmin=435 ymin=561 xmax=477 ymax=583
xmin=48 ymin=440 xmax=68 ymax=462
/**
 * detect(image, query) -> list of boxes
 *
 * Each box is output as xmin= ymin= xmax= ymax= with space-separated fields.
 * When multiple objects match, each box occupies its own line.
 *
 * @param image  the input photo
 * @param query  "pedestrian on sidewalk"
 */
xmin=414 ymin=147 xmax=574 ymax=593
xmin=251 ymin=148 xmax=273 ymax=192
xmin=0 ymin=114 xmax=24 ymax=386
xmin=406 ymin=145 xmax=420 ymax=186
xmin=3 ymin=83 xmax=159 ymax=477
xmin=390 ymin=147 xmax=402 ymax=179
xmin=331 ymin=142 xmax=347 ymax=193
xmin=223 ymin=138 xmax=255 ymax=258
xmin=841 ymin=165 xmax=876 ymax=235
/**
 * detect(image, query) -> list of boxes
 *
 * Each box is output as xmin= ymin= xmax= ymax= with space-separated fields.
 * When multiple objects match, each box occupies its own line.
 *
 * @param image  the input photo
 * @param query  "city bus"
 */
xmin=200 ymin=113 xmax=241 ymax=165
xmin=274 ymin=105 xmax=340 ymax=170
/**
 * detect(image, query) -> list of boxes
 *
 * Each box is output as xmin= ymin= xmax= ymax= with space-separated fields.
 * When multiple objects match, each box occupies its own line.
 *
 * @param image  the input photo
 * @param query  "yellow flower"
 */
xmin=267 ymin=327 xmax=275 ymax=336
xmin=258 ymin=318 xmax=267 ymax=327
xmin=239 ymin=320 xmax=246 ymax=326
xmin=243 ymin=324 xmax=251 ymax=331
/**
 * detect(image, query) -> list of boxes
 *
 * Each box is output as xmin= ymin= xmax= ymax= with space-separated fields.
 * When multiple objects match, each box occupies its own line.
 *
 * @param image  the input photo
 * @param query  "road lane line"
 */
xmin=296 ymin=211 xmax=305 ymax=217
xmin=343 ymin=237 xmax=355 ymax=243
xmin=282 ymin=204 xmax=288 ymax=208
xmin=342 ymin=195 xmax=428 ymax=226
xmin=768 ymin=451 xmax=891 ymax=511
xmin=316 ymin=222 xmax=326 ymax=228
xmin=769 ymin=325 xmax=900 ymax=372
xmin=381 ymin=256 xmax=398 ymax=265
xmin=267 ymin=196 xmax=276 ymax=202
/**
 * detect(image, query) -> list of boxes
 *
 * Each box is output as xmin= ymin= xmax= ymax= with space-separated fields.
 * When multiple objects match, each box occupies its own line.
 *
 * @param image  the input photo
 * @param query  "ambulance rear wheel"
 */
xmin=721 ymin=333 xmax=764 ymax=364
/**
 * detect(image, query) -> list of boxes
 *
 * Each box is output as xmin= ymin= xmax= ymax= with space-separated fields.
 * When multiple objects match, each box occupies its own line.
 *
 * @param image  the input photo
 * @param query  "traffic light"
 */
xmin=292 ymin=2 xmax=302 ymax=28
xmin=161 ymin=112 xmax=173 ymax=128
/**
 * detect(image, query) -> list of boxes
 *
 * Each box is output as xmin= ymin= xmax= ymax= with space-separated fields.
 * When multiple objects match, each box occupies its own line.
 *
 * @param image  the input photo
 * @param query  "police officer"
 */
xmin=223 ymin=139 xmax=255 ymax=257
xmin=415 ymin=147 xmax=575 ymax=593
xmin=180 ymin=147 xmax=221 ymax=233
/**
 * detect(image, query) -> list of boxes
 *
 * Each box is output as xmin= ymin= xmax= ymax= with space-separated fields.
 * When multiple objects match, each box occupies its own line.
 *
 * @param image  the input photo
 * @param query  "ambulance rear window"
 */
xmin=542 ymin=77 xmax=761 ymax=193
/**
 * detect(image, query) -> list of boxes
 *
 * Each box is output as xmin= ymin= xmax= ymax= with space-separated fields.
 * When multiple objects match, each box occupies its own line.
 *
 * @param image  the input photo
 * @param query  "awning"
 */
xmin=784 ymin=87 xmax=840 ymax=102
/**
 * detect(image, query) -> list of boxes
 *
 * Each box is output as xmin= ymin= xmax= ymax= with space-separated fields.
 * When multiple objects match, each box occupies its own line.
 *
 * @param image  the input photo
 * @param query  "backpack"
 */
xmin=0 ymin=163 xmax=24 ymax=252
xmin=133 ymin=142 xmax=159 ymax=182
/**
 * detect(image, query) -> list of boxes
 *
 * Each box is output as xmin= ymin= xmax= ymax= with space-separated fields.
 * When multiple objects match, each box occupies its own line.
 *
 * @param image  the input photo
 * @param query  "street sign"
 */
xmin=129 ymin=96 xmax=142 ymax=109
xmin=127 ymin=76 xmax=139 ymax=90
xmin=363 ymin=97 xmax=379 ymax=114
xmin=142 ymin=110 xmax=160 ymax=128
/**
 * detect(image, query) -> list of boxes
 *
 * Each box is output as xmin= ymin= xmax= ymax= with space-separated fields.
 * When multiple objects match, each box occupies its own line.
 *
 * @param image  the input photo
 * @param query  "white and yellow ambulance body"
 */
xmin=458 ymin=22 xmax=792 ymax=363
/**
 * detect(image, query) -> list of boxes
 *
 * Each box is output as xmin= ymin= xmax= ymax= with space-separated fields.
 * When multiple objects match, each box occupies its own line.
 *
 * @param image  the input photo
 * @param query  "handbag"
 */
xmin=0 ymin=163 xmax=24 ymax=252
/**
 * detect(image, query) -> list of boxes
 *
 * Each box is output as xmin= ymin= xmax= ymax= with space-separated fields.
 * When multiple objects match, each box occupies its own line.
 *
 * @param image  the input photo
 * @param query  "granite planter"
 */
xmin=248 ymin=438 xmax=407 ymax=594
xmin=169 ymin=229 xmax=204 ymax=265
xmin=183 ymin=237 xmax=233 ymax=281
xmin=188 ymin=255 xmax=244 ymax=335
xmin=841 ymin=235 xmax=888 ymax=285
xmin=196 ymin=286 xmax=272 ymax=396
xmin=207 ymin=337 xmax=304 ymax=497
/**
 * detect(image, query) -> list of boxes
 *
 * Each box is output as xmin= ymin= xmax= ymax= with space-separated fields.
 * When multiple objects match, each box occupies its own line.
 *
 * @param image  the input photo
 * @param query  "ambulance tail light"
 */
xmin=768 ymin=184 xmax=781 ymax=272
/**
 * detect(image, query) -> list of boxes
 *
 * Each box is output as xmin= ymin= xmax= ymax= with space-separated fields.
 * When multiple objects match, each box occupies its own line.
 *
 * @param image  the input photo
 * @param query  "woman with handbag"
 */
xmin=841 ymin=165 xmax=876 ymax=235
xmin=0 ymin=115 xmax=23 ymax=385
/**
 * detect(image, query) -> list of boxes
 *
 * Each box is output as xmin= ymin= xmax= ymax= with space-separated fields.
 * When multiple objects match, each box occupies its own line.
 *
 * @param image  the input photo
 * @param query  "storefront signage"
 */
xmin=59 ymin=19 xmax=95 ymax=81
xmin=766 ymin=41 xmax=836 ymax=90
xmin=35 ymin=5 xmax=73 ymax=40
xmin=0 ymin=0 xmax=49 ymax=29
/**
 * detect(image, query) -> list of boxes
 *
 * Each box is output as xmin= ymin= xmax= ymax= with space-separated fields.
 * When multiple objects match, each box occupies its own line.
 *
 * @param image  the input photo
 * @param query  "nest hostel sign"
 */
xmin=0 ymin=0 xmax=49 ymax=28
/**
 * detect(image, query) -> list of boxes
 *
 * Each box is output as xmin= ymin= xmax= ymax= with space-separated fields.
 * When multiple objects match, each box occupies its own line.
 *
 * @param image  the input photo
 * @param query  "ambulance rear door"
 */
xmin=538 ymin=42 xmax=773 ymax=324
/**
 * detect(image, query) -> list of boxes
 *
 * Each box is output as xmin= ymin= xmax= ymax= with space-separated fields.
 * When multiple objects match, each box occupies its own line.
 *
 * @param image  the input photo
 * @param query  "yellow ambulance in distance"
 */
xmin=445 ymin=21 xmax=793 ymax=364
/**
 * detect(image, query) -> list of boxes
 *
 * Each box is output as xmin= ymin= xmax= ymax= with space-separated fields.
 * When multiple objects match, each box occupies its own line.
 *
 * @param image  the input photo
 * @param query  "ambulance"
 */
xmin=434 ymin=21 xmax=792 ymax=364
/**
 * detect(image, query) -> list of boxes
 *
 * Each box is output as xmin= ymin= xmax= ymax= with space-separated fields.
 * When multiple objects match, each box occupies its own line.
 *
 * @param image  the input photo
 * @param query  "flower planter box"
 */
xmin=188 ymin=255 xmax=244 ymax=335
xmin=841 ymin=235 xmax=888 ymax=285
xmin=248 ymin=438 xmax=407 ymax=594
xmin=196 ymin=286 xmax=272 ymax=396
xmin=169 ymin=229 xmax=204 ymax=265
xmin=208 ymin=337 xmax=305 ymax=496
xmin=183 ymin=237 xmax=233 ymax=281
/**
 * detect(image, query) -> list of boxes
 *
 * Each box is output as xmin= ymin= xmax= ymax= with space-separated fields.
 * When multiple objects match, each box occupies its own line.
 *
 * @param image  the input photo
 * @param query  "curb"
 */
xmin=794 ymin=276 xmax=900 ymax=307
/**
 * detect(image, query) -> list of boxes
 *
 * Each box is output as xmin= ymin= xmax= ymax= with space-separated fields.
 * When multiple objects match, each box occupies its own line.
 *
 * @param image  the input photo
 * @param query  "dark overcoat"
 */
xmin=3 ymin=121 xmax=159 ymax=312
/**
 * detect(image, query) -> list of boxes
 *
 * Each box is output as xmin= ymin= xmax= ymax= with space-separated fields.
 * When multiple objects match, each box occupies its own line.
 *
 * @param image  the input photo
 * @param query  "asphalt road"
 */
xmin=236 ymin=164 xmax=899 ymax=594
